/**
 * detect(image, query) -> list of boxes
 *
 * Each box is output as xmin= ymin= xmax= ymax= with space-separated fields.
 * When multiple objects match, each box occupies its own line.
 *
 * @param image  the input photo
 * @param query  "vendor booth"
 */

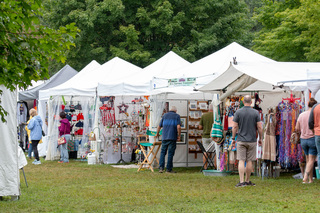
xmin=39 ymin=57 xmax=145 ymax=163
xmin=198 ymin=58 xmax=320 ymax=176
xmin=18 ymin=64 xmax=78 ymax=155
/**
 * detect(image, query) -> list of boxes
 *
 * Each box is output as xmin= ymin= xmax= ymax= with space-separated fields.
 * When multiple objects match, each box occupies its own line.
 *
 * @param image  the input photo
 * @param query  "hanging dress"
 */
xmin=262 ymin=113 xmax=277 ymax=161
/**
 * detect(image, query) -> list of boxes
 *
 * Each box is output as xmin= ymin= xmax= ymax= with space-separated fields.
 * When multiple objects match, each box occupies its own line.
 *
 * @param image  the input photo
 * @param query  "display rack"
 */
xmin=116 ymin=123 xmax=126 ymax=164
xmin=187 ymin=100 xmax=208 ymax=158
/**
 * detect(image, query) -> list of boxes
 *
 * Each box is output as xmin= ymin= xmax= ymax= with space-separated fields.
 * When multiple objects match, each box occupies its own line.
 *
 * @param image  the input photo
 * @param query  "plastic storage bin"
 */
xmin=87 ymin=153 xmax=96 ymax=165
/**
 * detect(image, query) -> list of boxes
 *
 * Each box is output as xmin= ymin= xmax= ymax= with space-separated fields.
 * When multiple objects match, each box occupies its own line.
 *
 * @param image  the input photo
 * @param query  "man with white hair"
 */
xmin=156 ymin=106 xmax=181 ymax=173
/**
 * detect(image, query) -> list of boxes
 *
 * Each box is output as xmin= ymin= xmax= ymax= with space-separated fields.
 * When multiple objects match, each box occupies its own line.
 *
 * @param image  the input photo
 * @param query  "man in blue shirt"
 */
xmin=156 ymin=106 xmax=181 ymax=173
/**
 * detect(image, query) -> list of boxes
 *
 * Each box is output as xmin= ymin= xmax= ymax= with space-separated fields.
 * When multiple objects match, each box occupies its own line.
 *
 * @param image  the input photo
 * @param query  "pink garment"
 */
xmin=297 ymin=111 xmax=314 ymax=139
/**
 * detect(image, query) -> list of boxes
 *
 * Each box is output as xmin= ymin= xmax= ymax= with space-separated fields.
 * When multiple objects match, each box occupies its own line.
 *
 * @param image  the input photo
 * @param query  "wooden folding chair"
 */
xmin=137 ymin=135 xmax=162 ymax=172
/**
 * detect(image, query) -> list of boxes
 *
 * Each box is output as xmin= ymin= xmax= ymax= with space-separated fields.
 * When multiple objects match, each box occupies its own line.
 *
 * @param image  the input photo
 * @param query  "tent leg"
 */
xmin=21 ymin=168 xmax=28 ymax=188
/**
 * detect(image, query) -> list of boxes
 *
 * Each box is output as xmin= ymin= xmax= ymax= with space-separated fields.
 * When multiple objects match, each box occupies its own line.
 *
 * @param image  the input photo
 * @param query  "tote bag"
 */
xmin=211 ymin=108 xmax=223 ymax=144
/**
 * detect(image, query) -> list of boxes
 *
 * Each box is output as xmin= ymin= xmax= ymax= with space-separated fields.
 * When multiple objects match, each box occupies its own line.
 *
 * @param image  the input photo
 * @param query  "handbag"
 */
xmin=290 ymin=131 xmax=300 ymax=144
xmin=58 ymin=136 xmax=67 ymax=145
xmin=211 ymin=109 xmax=224 ymax=144
xmin=58 ymin=123 xmax=67 ymax=145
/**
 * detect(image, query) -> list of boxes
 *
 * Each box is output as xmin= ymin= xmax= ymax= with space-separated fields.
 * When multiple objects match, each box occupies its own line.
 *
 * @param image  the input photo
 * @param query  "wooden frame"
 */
xmin=189 ymin=101 xmax=197 ymax=110
xmin=199 ymin=101 xmax=208 ymax=110
xmin=177 ymin=132 xmax=187 ymax=144
xmin=180 ymin=117 xmax=187 ymax=130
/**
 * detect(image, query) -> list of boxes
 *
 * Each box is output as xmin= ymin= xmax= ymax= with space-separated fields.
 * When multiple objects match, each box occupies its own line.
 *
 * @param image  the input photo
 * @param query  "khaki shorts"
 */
xmin=236 ymin=141 xmax=256 ymax=161
xmin=202 ymin=138 xmax=212 ymax=149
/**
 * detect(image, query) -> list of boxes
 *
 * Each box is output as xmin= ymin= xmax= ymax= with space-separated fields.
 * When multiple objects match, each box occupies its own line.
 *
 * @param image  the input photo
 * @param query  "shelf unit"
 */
xmin=187 ymin=100 xmax=209 ymax=158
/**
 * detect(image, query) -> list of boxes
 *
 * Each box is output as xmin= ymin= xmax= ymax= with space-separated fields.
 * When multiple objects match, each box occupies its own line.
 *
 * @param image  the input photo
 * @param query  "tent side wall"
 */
xmin=0 ymin=85 xmax=19 ymax=197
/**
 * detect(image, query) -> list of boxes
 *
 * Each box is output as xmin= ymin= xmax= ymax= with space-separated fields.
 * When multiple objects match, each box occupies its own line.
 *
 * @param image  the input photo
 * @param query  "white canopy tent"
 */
xmin=39 ymin=60 xmax=101 ymax=99
xmin=39 ymin=58 xmax=145 ymax=161
xmin=198 ymin=61 xmax=320 ymax=109
xmin=19 ymin=64 xmax=78 ymax=101
xmin=153 ymin=42 xmax=275 ymax=90
xmin=97 ymin=51 xmax=191 ymax=96
xmin=0 ymin=85 xmax=19 ymax=198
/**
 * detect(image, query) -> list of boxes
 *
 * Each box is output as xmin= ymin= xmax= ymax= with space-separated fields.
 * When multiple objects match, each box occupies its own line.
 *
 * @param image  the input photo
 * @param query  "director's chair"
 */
xmin=197 ymin=141 xmax=216 ymax=172
xmin=137 ymin=135 xmax=162 ymax=172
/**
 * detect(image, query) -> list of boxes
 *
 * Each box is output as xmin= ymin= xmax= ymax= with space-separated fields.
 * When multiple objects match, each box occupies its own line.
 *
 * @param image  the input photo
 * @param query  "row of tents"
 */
xmin=19 ymin=42 xmax=320 ymax=106
xmin=2 ymin=42 xmax=320 ymax=198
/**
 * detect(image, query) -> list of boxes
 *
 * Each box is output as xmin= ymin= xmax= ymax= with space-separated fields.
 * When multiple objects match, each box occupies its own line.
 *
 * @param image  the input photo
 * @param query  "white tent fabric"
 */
xmin=97 ymin=82 xmax=151 ymax=96
xmin=19 ymin=64 xmax=78 ymax=101
xmin=40 ymin=58 xmax=143 ymax=99
xmin=97 ymin=51 xmax=190 ymax=96
xmin=153 ymin=42 xmax=275 ymax=89
xmin=39 ymin=60 xmax=101 ymax=100
xmin=199 ymin=61 xmax=314 ymax=92
xmin=0 ymin=85 xmax=19 ymax=197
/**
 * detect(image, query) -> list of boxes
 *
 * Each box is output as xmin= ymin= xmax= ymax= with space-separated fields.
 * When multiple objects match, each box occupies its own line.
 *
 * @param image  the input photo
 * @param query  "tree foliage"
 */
xmin=253 ymin=0 xmax=320 ymax=62
xmin=42 ymin=0 xmax=254 ymax=70
xmin=0 ymin=0 xmax=79 ymax=122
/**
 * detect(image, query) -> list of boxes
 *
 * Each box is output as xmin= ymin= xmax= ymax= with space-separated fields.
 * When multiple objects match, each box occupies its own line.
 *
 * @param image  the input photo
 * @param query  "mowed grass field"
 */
xmin=1 ymin=158 xmax=319 ymax=212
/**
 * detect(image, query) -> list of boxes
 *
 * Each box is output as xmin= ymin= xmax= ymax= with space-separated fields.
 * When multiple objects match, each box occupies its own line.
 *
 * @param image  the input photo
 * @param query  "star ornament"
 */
xmin=282 ymin=93 xmax=300 ymax=104
xmin=117 ymin=103 xmax=129 ymax=114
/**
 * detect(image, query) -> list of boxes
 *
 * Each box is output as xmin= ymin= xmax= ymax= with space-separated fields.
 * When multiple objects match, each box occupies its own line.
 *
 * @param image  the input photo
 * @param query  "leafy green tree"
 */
xmin=43 ymin=0 xmax=254 ymax=69
xmin=253 ymin=0 xmax=320 ymax=62
xmin=0 ymin=0 xmax=78 ymax=121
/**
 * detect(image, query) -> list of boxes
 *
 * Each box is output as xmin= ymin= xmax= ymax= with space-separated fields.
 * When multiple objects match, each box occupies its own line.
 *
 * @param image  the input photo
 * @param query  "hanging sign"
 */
xmin=168 ymin=77 xmax=196 ymax=86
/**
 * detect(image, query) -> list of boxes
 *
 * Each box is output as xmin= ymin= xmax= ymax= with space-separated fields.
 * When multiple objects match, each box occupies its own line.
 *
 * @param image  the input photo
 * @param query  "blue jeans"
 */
xmin=301 ymin=137 xmax=317 ymax=156
xmin=315 ymin=136 xmax=320 ymax=164
xmin=28 ymin=143 xmax=33 ymax=158
xmin=60 ymin=134 xmax=71 ymax=162
xmin=159 ymin=140 xmax=176 ymax=171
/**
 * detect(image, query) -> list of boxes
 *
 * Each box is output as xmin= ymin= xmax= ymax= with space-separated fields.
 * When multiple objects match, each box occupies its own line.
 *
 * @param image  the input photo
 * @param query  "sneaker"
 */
xmin=235 ymin=182 xmax=246 ymax=187
xmin=33 ymin=160 xmax=41 ymax=165
xmin=166 ymin=170 xmax=177 ymax=173
xmin=58 ymin=161 xmax=64 ymax=163
xmin=245 ymin=181 xmax=256 ymax=186
xmin=159 ymin=168 xmax=164 ymax=173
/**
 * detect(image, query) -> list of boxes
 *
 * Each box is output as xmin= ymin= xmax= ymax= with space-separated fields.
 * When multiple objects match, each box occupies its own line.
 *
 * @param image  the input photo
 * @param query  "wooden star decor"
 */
xmin=117 ymin=103 xmax=129 ymax=114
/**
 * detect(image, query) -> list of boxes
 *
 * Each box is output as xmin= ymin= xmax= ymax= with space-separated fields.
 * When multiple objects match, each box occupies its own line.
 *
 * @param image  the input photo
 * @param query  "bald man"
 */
xmin=232 ymin=95 xmax=263 ymax=187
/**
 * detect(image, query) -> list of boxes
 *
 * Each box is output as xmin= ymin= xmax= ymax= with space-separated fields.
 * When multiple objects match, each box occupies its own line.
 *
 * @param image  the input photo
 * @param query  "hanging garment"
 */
xmin=262 ymin=113 xmax=277 ymax=161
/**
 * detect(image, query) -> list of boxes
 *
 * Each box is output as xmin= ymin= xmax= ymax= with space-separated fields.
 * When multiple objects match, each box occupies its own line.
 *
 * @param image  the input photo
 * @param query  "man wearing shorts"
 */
xmin=232 ymin=95 xmax=263 ymax=187
xmin=199 ymin=104 xmax=214 ymax=169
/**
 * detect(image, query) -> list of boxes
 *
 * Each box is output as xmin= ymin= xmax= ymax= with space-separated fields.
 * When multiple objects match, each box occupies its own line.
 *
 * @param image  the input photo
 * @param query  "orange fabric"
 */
xmin=145 ymin=108 xmax=150 ymax=127
xmin=313 ymin=105 xmax=320 ymax=135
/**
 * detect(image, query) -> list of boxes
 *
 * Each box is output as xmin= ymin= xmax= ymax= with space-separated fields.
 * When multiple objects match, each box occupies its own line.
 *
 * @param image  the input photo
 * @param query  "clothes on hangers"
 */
xmin=262 ymin=113 xmax=277 ymax=161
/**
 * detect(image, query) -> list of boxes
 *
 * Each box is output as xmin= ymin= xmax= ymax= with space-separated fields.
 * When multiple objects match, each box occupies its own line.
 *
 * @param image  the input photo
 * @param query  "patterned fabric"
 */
xmin=278 ymin=101 xmax=304 ymax=168
xmin=275 ymin=111 xmax=281 ymax=135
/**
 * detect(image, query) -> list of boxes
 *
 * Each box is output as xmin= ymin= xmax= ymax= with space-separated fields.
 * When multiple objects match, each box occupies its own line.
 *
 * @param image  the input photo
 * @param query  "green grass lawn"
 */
xmin=1 ymin=158 xmax=319 ymax=212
